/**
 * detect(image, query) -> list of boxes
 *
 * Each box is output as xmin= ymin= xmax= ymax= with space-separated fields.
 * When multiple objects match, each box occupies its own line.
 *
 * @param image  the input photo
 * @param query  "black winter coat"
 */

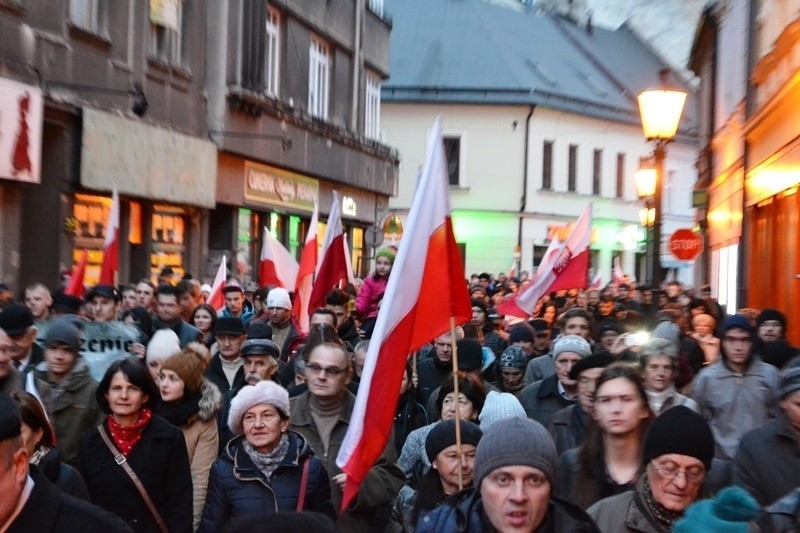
xmin=77 ymin=415 xmax=193 ymax=533
xmin=8 ymin=465 xmax=132 ymax=533
xmin=198 ymin=432 xmax=334 ymax=532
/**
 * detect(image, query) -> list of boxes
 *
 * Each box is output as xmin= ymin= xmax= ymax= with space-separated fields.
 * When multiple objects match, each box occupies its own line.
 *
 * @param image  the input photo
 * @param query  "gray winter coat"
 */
xmin=587 ymin=483 xmax=665 ymax=533
xmin=524 ymin=353 xmax=556 ymax=386
xmin=519 ymin=374 xmax=574 ymax=427
xmin=693 ymin=357 xmax=780 ymax=460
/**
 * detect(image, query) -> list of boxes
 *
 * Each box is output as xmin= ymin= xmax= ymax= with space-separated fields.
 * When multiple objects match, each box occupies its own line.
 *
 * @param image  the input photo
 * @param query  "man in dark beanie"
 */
xmin=588 ymin=406 xmax=715 ymax=531
xmin=418 ymin=417 xmax=598 ymax=532
xmin=0 ymin=395 xmax=131 ymax=531
xmin=693 ymin=314 xmax=780 ymax=460
xmin=755 ymin=308 xmax=798 ymax=369
xmin=733 ymin=366 xmax=800 ymax=505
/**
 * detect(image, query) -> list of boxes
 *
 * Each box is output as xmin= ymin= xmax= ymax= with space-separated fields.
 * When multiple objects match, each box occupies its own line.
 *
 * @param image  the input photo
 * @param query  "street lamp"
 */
xmin=637 ymin=68 xmax=687 ymax=289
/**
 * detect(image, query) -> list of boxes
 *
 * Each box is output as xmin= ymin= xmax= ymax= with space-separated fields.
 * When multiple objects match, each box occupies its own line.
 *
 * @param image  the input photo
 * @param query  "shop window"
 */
xmin=151 ymin=205 xmax=186 ymax=281
xmin=72 ymin=193 xmax=113 ymax=286
xmin=237 ymin=208 xmax=255 ymax=284
xmin=351 ymin=227 xmax=365 ymax=278
xmin=289 ymin=215 xmax=302 ymax=259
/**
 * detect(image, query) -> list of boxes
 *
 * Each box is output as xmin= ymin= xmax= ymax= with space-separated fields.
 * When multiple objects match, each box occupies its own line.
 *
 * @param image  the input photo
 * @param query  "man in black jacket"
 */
xmin=0 ymin=395 xmax=131 ymax=532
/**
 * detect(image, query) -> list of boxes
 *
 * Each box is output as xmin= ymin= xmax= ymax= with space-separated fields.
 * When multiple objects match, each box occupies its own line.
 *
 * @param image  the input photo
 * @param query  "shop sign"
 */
xmin=244 ymin=161 xmax=319 ymax=212
xmin=342 ymin=195 xmax=357 ymax=217
xmin=0 ymin=78 xmax=43 ymax=183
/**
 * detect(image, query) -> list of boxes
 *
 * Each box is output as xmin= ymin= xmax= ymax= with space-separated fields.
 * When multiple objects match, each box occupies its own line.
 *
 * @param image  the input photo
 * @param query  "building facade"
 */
xmin=383 ymin=0 xmax=698 ymax=285
xmin=205 ymin=0 xmax=398 ymax=282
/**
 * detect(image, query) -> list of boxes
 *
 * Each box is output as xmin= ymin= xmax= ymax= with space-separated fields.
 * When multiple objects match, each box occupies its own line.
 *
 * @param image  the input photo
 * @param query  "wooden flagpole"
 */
xmin=449 ymin=316 xmax=463 ymax=490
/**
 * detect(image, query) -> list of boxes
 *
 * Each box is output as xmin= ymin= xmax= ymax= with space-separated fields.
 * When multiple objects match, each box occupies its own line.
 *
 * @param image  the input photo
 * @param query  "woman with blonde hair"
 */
xmin=690 ymin=314 xmax=720 ymax=371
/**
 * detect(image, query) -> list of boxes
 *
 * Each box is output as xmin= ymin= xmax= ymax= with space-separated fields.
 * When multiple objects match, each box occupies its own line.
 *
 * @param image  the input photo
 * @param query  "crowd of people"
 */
xmin=1 ymin=261 xmax=800 ymax=532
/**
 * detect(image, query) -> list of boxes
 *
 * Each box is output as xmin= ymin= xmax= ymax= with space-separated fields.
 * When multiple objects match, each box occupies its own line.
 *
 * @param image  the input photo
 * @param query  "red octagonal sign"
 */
xmin=669 ymin=229 xmax=703 ymax=261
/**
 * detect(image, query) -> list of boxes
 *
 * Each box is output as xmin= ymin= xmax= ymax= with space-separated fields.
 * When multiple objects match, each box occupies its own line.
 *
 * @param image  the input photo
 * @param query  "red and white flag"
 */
xmin=308 ymin=191 xmax=349 ymax=311
xmin=337 ymin=117 xmax=471 ymax=509
xmin=343 ymin=233 xmax=356 ymax=286
xmin=259 ymin=227 xmax=299 ymax=292
xmin=613 ymin=256 xmax=626 ymax=287
xmin=498 ymin=204 xmax=593 ymax=318
xmin=98 ymin=186 xmax=120 ymax=285
xmin=589 ymin=270 xmax=604 ymax=289
xmin=206 ymin=255 xmax=227 ymax=311
xmin=292 ymin=204 xmax=318 ymax=332
xmin=65 ymin=250 xmax=89 ymax=298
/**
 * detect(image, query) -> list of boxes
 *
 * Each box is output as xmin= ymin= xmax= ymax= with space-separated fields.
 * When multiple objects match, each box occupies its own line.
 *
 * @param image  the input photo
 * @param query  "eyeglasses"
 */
xmin=306 ymin=363 xmax=348 ymax=377
xmin=650 ymin=461 xmax=705 ymax=483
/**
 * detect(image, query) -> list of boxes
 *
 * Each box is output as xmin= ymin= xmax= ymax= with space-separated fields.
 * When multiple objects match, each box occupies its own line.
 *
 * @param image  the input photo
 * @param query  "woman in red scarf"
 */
xmin=77 ymin=357 xmax=193 ymax=533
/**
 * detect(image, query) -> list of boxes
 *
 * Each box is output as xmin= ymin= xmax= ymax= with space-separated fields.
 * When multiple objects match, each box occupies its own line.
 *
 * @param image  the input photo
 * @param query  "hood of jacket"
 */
xmin=33 ymin=358 xmax=94 ymax=391
xmin=197 ymin=378 xmax=222 ymax=423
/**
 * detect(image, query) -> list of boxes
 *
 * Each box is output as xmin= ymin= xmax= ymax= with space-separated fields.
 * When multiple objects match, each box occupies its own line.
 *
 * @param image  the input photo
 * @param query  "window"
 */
xmin=616 ymin=153 xmax=625 ymax=198
xmin=70 ymin=0 xmax=101 ymax=33
xmin=443 ymin=137 xmax=461 ymax=187
xmin=568 ymin=144 xmax=578 ymax=192
xmin=542 ymin=140 xmax=553 ymax=190
xmin=309 ymin=37 xmax=331 ymax=119
xmin=369 ymin=0 xmax=384 ymax=16
xmin=265 ymin=7 xmax=280 ymax=96
xmin=592 ymin=149 xmax=602 ymax=195
xmin=149 ymin=0 xmax=183 ymax=64
xmin=365 ymin=72 xmax=381 ymax=140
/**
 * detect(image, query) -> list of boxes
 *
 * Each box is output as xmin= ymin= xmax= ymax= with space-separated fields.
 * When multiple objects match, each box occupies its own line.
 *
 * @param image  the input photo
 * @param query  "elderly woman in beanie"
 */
xmin=389 ymin=420 xmax=483 ymax=532
xmin=199 ymin=380 xmax=334 ymax=532
xmin=418 ymin=418 xmax=599 ymax=532
xmin=155 ymin=342 xmax=221 ymax=529
xmin=498 ymin=345 xmax=527 ymax=397
xmin=519 ymin=335 xmax=592 ymax=426
xmin=355 ymin=247 xmax=394 ymax=337
xmin=587 ymin=406 xmax=715 ymax=532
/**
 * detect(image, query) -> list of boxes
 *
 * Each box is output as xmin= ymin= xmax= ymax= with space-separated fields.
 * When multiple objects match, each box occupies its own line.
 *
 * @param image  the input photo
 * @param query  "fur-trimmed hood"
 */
xmin=196 ymin=378 xmax=222 ymax=423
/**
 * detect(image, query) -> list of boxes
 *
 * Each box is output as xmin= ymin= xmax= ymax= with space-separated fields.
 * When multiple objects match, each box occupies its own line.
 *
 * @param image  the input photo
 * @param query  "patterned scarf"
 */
xmin=107 ymin=407 xmax=153 ymax=457
xmin=243 ymin=434 xmax=290 ymax=480
xmin=29 ymin=445 xmax=52 ymax=465
xmin=641 ymin=475 xmax=683 ymax=529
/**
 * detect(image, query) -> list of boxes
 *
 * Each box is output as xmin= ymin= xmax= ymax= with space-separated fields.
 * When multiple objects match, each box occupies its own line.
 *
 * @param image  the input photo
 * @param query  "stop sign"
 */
xmin=669 ymin=229 xmax=703 ymax=261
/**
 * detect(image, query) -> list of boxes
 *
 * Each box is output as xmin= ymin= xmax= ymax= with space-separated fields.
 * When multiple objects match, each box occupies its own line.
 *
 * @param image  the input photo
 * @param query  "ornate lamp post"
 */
xmin=635 ymin=161 xmax=657 ymax=285
xmin=637 ymin=68 xmax=687 ymax=289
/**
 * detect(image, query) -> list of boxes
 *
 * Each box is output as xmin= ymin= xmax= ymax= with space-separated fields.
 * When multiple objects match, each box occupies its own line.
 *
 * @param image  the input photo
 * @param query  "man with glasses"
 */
xmin=290 ymin=342 xmax=404 ymax=532
xmin=588 ymin=406 xmax=715 ymax=530
xmin=693 ymin=314 xmax=780 ymax=461
xmin=0 ymin=304 xmax=43 ymax=378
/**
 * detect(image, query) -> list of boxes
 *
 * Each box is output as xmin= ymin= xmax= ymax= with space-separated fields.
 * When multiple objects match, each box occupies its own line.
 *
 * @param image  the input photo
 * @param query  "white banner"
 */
xmin=0 ymin=78 xmax=43 ymax=183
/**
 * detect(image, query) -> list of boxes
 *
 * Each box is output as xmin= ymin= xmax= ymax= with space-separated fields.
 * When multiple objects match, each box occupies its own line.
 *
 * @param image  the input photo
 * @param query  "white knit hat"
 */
xmin=228 ymin=380 xmax=290 ymax=435
xmin=266 ymin=288 xmax=292 ymax=310
xmin=146 ymin=329 xmax=181 ymax=364
xmin=479 ymin=391 xmax=527 ymax=430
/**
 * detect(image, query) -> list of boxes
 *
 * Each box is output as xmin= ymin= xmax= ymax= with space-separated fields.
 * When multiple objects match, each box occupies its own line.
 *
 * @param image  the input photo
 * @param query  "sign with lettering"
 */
xmin=78 ymin=322 xmax=140 ymax=381
xmin=244 ymin=161 xmax=319 ymax=212
xmin=0 ymin=77 xmax=43 ymax=183
xmin=669 ymin=228 xmax=703 ymax=261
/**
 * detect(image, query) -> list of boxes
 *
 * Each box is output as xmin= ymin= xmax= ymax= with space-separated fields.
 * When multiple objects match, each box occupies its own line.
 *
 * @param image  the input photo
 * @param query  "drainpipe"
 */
xmin=350 ymin=0 xmax=364 ymax=131
xmin=517 ymin=105 xmax=535 ymax=274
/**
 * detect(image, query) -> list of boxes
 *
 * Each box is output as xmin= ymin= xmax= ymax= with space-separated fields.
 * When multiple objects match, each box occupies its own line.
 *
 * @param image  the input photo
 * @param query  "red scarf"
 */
xmin=107 ymin=407 xmax=153 ymax=457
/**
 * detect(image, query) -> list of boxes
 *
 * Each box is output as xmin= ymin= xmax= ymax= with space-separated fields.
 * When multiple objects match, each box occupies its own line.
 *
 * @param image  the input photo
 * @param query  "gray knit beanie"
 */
xmin=474 ymin=417 xmax=557 ymax=488
xmin=551 ymin=335 xmax=591 ymax=359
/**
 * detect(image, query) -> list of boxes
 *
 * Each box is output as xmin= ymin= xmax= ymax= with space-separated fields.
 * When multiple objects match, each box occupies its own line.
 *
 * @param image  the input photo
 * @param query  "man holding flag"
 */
xmin=334 ymin=117 xmax=472 ymax=526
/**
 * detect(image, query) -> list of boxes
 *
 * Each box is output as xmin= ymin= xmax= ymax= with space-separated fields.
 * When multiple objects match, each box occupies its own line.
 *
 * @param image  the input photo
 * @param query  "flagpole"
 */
xmin=449 ymin=316 xmax=463 ymax=491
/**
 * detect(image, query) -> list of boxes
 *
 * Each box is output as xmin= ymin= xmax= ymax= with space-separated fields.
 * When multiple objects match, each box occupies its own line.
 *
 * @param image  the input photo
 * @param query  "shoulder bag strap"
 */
xmin=296 ymin=457 xmax=312 ymax=512
xmin=97 ymin=424 xmax=169 ymax=533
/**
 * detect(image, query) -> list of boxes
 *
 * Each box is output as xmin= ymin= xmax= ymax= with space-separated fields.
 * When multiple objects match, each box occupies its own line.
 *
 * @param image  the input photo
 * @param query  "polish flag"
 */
xmin=337 ymin=117 xmax=471 ymax=509
xmin=292 ymin=204 xmax=318 ymax=332
xmin=343 ymin=233 xmax=356 ymax=285
xmin=98 ymin=186 xmax=120 ymax=285
xmin=259 ymin=227 xmax=299 ymax=292
xmin=509 ymin=259 xmax=518 ymax=279
xmin=65 ymin=250 xmax=89 ymax=298
xmin=589 ymin=270 xmax=604 ymax=289
xmin=613 ymin=256 xmax=626 ymax=287
xmin=498 ymin=204 xmax=592 ymax=318
xmin=206 ymin=255 xmax=227 ymax=311
xmin=308 ymin=191 xmax=349 ymax=311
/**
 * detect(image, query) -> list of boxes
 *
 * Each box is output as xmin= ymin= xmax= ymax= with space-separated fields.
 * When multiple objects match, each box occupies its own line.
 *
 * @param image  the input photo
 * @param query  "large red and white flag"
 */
xmin=498 ymin=204 xmax=593 ymax=317
xmin=98 ymin=186 xmax=120 ymax=285
xmin=337 ymin=117 xmax=471 ymax=509
xmin=259 ymin=227 xmax=299 ymax=292
xmin=65 ymin=250 xmax=89 ymax=298
xmin=292 ymin=203 xmax=318 ymax=332
xmin=206 ymin=255 xmax=227 ymax=311
xmin=308 ymin=191 xmax=349 ymax=311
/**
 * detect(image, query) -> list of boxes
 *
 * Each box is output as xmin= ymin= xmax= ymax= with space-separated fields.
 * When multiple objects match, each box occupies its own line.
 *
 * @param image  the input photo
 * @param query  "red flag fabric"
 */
xmin=336 ymin=117 xmax=471 ymax=509
xmin=308 ymin=191 xmax=349 ymax=311
xmin=589 ymin=270 xmax=604 ymax=289
xmin=65 ymin=250 xmax=89 ymax=298
xmin=206 ymin=255 xmax=227 ymax=312
xmin=292 ymin=203 xmax=318 ymax=332
xmin=98 ymin=186 xmax=120 ymax=285
xmin=259 ymin=227 xmax=299 ymax=291
xmin=498 ymin=204 xmax=593 ymax=318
